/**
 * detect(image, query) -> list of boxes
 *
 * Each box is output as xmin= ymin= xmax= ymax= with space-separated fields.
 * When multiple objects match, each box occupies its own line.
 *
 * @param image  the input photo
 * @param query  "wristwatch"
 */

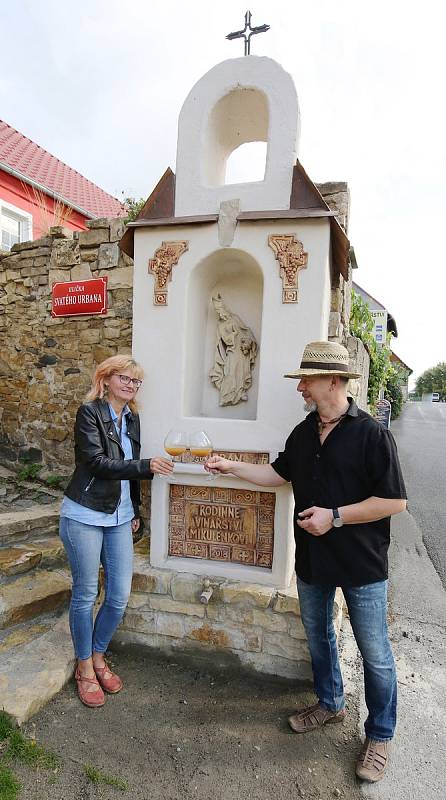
xmin=332 ymin=508 xmax=344 ymax=528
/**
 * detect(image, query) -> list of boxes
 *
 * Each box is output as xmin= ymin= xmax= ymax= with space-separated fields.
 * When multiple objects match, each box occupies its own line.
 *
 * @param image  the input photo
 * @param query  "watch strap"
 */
xmin=332 ymin=508 xmax=344 ymax=527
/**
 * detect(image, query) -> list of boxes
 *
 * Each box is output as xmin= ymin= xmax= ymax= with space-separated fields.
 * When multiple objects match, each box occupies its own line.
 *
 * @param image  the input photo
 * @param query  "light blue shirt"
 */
xmin=60 ymin=403 xmax=135 ymax=527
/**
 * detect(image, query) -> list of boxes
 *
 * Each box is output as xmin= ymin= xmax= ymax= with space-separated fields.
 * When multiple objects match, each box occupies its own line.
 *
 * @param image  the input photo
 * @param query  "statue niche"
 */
xmin=209 ymin=293 xmax=258 ymax=406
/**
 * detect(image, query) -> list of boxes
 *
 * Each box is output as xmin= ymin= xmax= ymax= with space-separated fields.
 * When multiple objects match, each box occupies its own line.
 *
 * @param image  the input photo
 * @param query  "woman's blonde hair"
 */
xmin=85 ymin=355 xmax=144 ymax=413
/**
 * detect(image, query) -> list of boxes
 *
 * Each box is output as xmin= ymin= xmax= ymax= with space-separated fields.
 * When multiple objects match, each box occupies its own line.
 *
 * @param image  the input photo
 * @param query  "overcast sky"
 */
xmin=1 ymin=0 xmax=445 ymax=386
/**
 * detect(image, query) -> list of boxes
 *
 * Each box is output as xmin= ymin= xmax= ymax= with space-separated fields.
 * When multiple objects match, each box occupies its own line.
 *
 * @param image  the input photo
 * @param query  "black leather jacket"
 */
xmin=64 ymin=399 xmax=153 ymax=516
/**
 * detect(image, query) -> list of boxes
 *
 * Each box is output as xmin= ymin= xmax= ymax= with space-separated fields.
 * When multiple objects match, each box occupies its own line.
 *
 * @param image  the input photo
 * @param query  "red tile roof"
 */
xmin=0 ymin=120 xmax=126 ymax=219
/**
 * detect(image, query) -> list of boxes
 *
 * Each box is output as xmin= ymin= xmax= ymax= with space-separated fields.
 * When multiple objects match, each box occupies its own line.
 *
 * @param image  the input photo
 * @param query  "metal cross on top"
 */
xmin=226 ymin=10 xmax=270 ymax=56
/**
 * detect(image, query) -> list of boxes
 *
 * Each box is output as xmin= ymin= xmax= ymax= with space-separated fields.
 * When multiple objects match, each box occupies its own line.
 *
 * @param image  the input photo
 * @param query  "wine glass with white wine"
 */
xmin=189 ymin=430 xmax=215 ymax=481
xmin=163 ymin=429 xmax=188 ymax=477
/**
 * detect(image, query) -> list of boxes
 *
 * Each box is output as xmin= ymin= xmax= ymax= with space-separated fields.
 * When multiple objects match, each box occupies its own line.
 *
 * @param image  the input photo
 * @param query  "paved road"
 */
xmin=391 ymin=401 xmax=446 ymax=588
xmin=351 ymin=510 xmax=446 ymax=800
xmin=347 ymin=399 xmax=446 ymax=798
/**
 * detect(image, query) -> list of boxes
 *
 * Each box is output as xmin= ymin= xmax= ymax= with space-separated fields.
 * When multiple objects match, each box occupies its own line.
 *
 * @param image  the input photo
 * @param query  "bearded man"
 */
xmin=206 ymin=340 xmax=407 ymax=784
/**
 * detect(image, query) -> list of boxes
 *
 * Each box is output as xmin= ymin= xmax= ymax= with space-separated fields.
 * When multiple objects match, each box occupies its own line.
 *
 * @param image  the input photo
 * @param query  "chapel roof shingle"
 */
xmin=119 ymin=162 xmax=350 ymax=280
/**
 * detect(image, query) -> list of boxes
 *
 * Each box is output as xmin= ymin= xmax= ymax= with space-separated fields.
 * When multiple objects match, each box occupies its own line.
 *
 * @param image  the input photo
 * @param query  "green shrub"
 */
xmin=44 ymin=474 xmax=64 ymax=490
xmin=0 ymin=712 xmax=14 ymax=742
xmin=17 ymin=463 xmax=41 ymax=482
xmin=349 ymin=290 xmax=396 ymax=414
xmin=123 ymin=196 xmax=146 ymax=223
xmin=384 ymin=368 xmax=404 ymax=419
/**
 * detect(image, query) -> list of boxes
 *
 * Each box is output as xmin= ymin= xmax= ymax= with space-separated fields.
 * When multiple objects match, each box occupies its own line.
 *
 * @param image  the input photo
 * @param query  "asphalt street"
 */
xmin=390 ymin=401 xmax=446 ymax=588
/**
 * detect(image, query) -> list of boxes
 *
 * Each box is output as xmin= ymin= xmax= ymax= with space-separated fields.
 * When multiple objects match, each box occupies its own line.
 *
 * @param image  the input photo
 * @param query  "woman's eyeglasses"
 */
xmin=117 ymin=374 xmax=142 ymax=388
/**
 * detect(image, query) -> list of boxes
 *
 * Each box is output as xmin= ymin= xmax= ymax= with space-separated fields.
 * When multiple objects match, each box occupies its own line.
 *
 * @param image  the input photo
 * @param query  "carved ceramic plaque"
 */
xmin=268 ymin=234 xmax=308 ymax=303
xmin=148 ymin=240 xmax=188 ymax=305
xmin=168 ymin=485 xmax=275 ymax=568
xmin=175 ymin=449 xmax=269 ymax=465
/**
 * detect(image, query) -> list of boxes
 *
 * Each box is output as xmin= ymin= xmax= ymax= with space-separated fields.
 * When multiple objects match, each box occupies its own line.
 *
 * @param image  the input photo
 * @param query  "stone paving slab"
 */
xmin=0 ymin=612 xmax=75 ymax=725
xmin=0 ymin=621 xmax=51 ymax=653
xmin=27 ymin=535 xmax=66 ymax=566
xmin=0 ymin=546 xmax=42 ymax=576
xmin=0 ymin=502 xmax=60 ymax=545
xmin=0 ymin=537 xmax=65 ymax=575
xmin=0 ymin=568 xmax=71 ymax=628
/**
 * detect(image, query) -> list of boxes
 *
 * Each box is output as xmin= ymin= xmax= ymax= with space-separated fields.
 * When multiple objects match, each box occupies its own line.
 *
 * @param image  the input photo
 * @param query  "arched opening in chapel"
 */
xmin=202 ymin=87 xmax=269 ymax=187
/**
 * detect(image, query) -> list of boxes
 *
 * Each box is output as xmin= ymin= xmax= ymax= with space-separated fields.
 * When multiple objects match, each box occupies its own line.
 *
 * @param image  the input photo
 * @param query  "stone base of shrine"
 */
xmin=114 ymin=552 xmax=344 ymax=681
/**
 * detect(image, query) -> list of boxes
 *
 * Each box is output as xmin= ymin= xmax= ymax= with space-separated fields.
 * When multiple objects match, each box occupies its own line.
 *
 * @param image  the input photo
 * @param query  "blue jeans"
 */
xmin=60 ymin=517 xmax=133 ymax=660
xmin=297 ymin=578 xmax=397 ymax=742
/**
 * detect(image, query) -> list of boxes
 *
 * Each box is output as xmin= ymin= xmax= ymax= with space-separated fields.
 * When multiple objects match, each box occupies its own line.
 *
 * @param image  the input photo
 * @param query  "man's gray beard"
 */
xmin=303 ymin=400 xmax=317 ymax=414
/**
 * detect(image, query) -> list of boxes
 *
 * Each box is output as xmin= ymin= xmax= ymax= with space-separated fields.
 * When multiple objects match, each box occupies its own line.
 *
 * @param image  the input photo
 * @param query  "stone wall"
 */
xmin=116 ymin=553 xmax=344 ymax=680
xmin=0 ymin=219 xmax=132 ymax=470
xmin=318 ymin=181 xmax=370 ymax=406
xmin=317 ymin=182 xmax=350 ymax=234
xmin=347 ymin=335 xmax=370 ymax=410
xmin=318 ymin=181 xmax=352 ymax=348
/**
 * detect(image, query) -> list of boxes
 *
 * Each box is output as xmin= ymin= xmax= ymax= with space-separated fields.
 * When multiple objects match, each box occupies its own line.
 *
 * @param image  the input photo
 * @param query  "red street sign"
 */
xmin=51 ymin=277 xmax=108 ymax=317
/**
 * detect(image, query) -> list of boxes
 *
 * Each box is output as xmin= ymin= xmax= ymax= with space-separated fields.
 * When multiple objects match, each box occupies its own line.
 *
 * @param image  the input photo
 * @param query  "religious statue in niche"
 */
xmin=209 ymin=294 xmax=258 ymax=406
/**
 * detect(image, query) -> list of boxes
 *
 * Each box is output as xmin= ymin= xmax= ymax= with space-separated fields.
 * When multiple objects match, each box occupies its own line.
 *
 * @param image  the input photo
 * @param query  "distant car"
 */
xmin=432 ymin=392 xmax=440 ymax=402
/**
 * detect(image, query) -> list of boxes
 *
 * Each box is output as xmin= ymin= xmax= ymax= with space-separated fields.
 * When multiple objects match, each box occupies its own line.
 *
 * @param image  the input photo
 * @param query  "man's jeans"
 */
xmin=60 ymin=517 xmax=133 ymax=660
xmin=297 ymin=578 xmax=397 ymax=742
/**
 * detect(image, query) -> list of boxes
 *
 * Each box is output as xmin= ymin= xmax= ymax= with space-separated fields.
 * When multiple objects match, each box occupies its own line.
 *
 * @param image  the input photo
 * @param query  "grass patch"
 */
xmin=0 ymin=713 xmax=14 ymax=742
xmin=85 ymin=764 xmax=128 ymax=791
xmin=0 ymin=714 xmax=59 ymax=797
xmin=0 ymin=765 xmax=21 ymax=800
xmin=6 ymin=730 xmax=61 ymax=771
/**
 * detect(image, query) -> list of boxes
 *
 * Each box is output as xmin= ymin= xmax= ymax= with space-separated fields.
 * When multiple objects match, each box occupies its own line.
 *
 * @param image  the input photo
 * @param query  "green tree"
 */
xmin=415 ymin=363 xmax=446 ymax=399
xmin=123 ymin=197 xmax=146 ymax=223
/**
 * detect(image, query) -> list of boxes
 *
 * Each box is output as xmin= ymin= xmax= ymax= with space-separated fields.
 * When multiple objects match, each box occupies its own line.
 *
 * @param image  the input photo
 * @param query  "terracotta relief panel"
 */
xmin=268 ymin=234 xmax=308 ymax=303
xmin=148 ymin=240 xmax=188 ymax=305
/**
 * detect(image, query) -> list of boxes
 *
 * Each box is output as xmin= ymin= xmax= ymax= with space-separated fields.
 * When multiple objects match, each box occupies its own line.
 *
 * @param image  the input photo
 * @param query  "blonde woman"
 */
xmin=60 ymin=355 xmax=172 ymax=708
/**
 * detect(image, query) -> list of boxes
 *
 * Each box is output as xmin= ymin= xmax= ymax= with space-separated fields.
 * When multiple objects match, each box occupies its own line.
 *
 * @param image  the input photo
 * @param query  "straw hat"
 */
xmin=284 ymin=341 xmax=361 ymax=379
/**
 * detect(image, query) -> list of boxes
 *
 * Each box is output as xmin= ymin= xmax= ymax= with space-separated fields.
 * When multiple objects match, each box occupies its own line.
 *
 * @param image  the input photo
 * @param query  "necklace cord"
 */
xmin=317 ymin=409 xmax=349 ymax=433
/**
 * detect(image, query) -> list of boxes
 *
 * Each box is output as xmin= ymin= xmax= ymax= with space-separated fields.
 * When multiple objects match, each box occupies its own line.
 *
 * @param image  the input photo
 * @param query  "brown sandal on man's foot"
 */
xmin=288 ymin=702 xmax=346 ymax=733
xmin=75 ymin=668 xmax=105 ymax=708
xmin=355 ymin=738 xmax=389 ymax=782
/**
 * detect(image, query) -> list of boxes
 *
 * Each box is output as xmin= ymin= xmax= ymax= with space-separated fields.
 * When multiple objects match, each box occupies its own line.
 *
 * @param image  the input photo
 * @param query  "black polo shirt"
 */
xmin=271 ymin=400 xmax=407 ymax=587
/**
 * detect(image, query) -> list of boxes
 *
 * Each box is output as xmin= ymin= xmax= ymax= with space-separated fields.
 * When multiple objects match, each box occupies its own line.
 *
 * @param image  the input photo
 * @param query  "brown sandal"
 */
xmin=93 ymin=661 xmax=123 ymax=694
xmin=356 ymin=738 xmax=389 ymax=782
xmin=288 ymin=702 xmax=346 ymax=733
xmin=75 ymin=668 xmax=105 ymax=708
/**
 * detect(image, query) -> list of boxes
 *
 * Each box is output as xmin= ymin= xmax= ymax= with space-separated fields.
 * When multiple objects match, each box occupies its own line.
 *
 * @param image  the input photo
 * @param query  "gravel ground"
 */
xmin=11 ymin=644 xmax=364 ymax=800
